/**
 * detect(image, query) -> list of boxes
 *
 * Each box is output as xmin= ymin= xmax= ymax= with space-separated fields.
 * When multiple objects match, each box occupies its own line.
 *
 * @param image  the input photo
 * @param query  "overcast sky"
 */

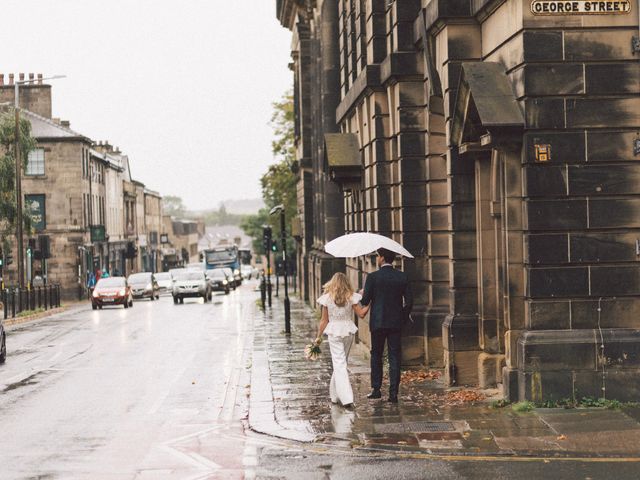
xmin=1 ymin=0 xmax=292 ymax=211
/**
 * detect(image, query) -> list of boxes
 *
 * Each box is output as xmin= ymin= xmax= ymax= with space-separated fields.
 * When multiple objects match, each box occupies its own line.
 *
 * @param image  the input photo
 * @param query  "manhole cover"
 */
xmin=375 ymin=421 xmax=455 ymax=434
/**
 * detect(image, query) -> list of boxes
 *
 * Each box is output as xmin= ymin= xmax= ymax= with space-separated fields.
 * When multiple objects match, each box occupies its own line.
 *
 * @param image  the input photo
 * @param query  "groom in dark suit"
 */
xmin=360 ymin=248 xmax=413 ymax=403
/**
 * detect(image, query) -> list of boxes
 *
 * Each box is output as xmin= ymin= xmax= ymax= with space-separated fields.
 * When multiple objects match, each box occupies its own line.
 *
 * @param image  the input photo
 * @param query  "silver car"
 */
xmin=172 ymin=270 xmax=211 ymax=304
xmin=155 ymin=272 xmax=173 ymax=295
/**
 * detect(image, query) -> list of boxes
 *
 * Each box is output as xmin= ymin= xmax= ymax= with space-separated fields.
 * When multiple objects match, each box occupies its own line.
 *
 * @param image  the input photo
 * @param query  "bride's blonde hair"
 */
xmin=322 ymin=272 xmax=353 ymax=307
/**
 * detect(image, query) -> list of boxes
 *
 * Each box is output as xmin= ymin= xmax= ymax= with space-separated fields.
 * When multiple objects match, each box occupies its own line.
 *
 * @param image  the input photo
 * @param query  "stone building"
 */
xmin=161 ymin=216 xmax=200 ymax=269
xmin=143 ymin=189 xmax=163 ymax=273
xmin=92 ymin=143 xmax=128 ymax=276
xmin=278 ymin=0 xmax=640 ymax=402
xmin=18 ymin=109 xmax=93 ymax=299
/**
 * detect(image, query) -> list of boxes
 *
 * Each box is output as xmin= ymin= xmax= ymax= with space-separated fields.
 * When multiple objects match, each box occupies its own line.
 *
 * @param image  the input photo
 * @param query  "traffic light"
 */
xmin=262 ymin=226 xmax=272 ymax=252
xmin=271 ymin=241 xmax=278 ymax=252
xmin=5 ymin=251 xmax=13 ymax=266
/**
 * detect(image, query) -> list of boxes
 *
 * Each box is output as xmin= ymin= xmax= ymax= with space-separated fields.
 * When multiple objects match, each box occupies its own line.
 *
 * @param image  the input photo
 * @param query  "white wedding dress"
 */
xmin=317 ymin=292 xmax=361 ymax=405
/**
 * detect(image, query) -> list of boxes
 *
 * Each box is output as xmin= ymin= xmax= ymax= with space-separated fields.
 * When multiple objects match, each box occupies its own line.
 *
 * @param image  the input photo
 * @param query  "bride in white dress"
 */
xmin=316 ymin=273 xmax=370 ymax=408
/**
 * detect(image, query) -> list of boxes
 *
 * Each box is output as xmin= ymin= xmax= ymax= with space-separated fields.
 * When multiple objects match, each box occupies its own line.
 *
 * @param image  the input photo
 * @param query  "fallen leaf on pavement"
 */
xmin=443 ymin=390 xmax=486 ymax=405
xmin=401 ymin=370 xmax=442 ymax=384
xmin=556 ymin=435 xmax=567 ymax=440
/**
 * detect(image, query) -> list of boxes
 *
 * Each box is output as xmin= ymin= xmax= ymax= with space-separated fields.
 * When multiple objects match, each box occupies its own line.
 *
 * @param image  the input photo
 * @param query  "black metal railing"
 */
xmin=2 ymin=284 xmax=61 ymax=320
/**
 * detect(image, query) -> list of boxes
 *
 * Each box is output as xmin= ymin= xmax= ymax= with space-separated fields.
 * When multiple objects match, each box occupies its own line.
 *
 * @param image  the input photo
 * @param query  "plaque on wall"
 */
xmin=531 ymin=1 xmax=631 ymax=14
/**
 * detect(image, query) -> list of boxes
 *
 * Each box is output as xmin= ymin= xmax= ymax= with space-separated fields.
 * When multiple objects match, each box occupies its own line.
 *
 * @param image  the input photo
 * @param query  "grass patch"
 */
xmin=512 ymin=401 xmax=535 ymax=413
xmin=17 ymin=308 xmax=45 ymax=318
xmin=490 ymin=399 xmax=511 ymax=409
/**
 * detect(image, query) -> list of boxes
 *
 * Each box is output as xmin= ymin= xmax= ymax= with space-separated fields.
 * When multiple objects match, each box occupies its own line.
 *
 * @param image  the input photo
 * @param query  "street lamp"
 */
xmin=270 ymin=204 xmax=290 ymax=333
xmin=13 ymin=74 xmax=66 ymax=288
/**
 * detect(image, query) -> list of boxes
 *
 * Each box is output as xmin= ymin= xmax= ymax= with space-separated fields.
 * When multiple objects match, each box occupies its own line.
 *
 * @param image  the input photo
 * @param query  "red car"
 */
xmin=92 ymin=277 xmax=133 ymax=310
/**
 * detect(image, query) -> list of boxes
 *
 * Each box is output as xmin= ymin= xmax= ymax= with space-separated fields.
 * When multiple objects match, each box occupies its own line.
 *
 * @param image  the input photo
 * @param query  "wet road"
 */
xmin=1 ymin=283 xmax=639 ymax=480
xmin=0 ymin=285 xmax=259 ymax=479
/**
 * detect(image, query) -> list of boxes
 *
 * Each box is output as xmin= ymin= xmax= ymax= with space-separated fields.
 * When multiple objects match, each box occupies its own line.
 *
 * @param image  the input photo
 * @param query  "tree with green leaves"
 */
xmin=162 ymin=195 xmax=187 ymax=217
xmin=241 ymin=90 xmax=298 ymax=255
xmin=0 ymin=111 xmax=37 ymax=254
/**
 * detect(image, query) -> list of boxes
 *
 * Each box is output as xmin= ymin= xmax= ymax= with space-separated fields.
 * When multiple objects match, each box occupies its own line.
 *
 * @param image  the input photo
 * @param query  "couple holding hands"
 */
xmin=315 ymin=248 xmax=413 ymax=407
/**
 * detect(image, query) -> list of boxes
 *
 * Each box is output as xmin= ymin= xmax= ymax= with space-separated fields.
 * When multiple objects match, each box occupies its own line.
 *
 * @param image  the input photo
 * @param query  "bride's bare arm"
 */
xmin=317 ymin=306 xmax=329 ymax=340
xmin=353 ymin=303 xmax=370 ymax=319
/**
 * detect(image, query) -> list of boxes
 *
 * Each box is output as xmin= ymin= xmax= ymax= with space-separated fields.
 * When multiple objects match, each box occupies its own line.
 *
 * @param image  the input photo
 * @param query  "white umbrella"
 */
xmin=324 ymin=232 xmax=414 ymax=259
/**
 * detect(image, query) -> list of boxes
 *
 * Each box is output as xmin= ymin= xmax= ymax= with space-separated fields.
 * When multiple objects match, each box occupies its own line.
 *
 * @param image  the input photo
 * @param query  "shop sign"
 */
xmin=90 ymin=225 xmax=106 ymax=243
xmin=531 ymin=1 xmax=631 ymax=14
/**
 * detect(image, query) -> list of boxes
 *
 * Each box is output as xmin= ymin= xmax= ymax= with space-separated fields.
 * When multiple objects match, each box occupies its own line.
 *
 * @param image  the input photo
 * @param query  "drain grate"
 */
xmin=375 ymin=421 xmax=456 ymax=434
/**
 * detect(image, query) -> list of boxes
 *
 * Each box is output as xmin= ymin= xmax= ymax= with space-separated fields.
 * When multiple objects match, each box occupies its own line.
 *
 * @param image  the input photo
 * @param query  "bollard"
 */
xmin=2 ymin=289 xmax=6 ymax=320
xmin=44 ymin=286 xmax=48 ymax=310
xmin=37 ymin=287 xmax=41 ymax=309
xmin=49 ymin=285 xmax=54 ymax=309
xmin=260 ymin=275 xmax=266 ymax=311
xmin=11 ymin=289 xmax=16 ymax=318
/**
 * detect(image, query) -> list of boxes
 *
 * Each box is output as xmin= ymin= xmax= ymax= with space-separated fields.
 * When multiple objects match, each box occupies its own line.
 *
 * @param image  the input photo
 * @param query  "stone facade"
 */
xmin=161 ymin=216 xmax=200 ymax=269
xmin=143 ymin=190 xmax=163 ymax=273
xmin=278 ymin=1 xmax=640 ymax=401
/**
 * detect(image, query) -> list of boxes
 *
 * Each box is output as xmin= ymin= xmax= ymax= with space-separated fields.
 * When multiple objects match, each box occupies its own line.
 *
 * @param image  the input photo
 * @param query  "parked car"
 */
xmin=172 ymin=270 xmax=211 ymax=304
xmin=92 ymin=277 xmax=133 ymax=309
xmin=127 ymin=272 xmax=160 ymax=300
xmin=206 ymin=268 xmax=230 ymax=294
xmin=155 ymin=272 xmax=173 ymax=295
xmin=0 ymin=321 xmax=6 ymax=363
xmin=221 ymin=267 xmax=238 ymax=289
xmin=240 ymin=265 xmax=253 ymax=280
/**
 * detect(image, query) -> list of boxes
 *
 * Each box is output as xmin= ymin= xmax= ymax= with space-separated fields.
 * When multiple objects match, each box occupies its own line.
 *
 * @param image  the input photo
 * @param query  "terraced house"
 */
xmin=277 ymin=0 xmax=640 ymax=402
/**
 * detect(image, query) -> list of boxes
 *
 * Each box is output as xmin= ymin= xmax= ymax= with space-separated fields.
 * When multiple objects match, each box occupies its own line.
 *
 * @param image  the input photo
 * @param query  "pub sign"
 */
xmin=25 ymin=194 xmax=46 ymax=231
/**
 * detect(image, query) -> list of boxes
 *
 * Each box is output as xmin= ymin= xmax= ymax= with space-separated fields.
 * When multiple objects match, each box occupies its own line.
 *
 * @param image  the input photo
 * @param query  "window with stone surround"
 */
xmin=26 ymin=148 xmax=45 ymax=175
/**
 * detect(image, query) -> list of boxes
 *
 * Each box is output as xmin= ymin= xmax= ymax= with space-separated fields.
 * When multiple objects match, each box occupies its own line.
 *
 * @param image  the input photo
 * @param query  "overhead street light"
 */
xmin=13 ymin=74 xmax=66 ymax=288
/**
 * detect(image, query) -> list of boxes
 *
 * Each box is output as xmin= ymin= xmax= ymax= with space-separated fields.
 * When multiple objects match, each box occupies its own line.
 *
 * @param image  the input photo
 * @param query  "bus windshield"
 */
xmin=205 ymin=250 xmax=235 ymax=263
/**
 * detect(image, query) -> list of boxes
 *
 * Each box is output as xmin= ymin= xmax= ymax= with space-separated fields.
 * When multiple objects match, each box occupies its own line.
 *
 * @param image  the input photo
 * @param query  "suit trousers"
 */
xmin=370 ymin=328 xmax=402 ymax=396
xmin=328 ymin=334 xmax=354 ymax=405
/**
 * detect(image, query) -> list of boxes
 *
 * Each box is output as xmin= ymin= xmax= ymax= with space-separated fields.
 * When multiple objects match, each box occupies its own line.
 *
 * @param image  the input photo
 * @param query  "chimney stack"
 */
xmin=19 ymin=73 xmax=24 ymax=82
xmin=37 ymin=73 xmax=43 ymax=84
xmin=9 ymin=74 xmax=14 ymax=85
xmin=28 ymin=73 xmax=34 ymax=81
xmin=61 ymin=120 xmax=70 ymax=128
xmin=0 ymin=75 xmax=4 ymax=86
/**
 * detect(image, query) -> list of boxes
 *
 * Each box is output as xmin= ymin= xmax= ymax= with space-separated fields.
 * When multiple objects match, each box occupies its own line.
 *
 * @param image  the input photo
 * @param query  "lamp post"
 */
xmin=13 ymin=74 xmax=65 ymax=288
xmin=270 ymin=204 xmax=290 ymax=333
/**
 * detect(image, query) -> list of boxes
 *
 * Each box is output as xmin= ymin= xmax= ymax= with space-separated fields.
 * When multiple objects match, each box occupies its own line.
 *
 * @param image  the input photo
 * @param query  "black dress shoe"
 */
xmin=367 ymin=390 xmax=382 ymax=399
xmin=387 ymin=395 xmax=398 ymax=404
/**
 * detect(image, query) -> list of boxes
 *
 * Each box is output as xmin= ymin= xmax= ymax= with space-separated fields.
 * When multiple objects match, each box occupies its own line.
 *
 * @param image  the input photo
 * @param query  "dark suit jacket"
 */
xmin=360 ymin=265 xmax=413 ymax=331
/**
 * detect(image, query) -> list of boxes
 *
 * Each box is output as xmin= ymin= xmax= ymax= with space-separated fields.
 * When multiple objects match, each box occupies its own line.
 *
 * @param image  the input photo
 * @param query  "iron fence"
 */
xmin=2 ymin=285 xmax=61 ymax=320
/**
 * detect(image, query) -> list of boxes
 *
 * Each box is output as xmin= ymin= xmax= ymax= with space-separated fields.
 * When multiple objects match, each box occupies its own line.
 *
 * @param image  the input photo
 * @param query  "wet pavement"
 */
xmin=250 ymin=293 xmax=640 ymax=460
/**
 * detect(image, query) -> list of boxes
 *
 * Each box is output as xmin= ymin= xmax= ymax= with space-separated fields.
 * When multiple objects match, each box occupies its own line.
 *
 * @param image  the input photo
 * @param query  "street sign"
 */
xmin=531 ymin=1 xmax=631 ymax=14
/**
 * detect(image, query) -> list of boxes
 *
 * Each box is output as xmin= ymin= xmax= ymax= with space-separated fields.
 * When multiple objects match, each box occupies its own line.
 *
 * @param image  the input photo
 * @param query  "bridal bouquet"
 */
xmin=304 ymin=337 xmax=322 ymax=361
